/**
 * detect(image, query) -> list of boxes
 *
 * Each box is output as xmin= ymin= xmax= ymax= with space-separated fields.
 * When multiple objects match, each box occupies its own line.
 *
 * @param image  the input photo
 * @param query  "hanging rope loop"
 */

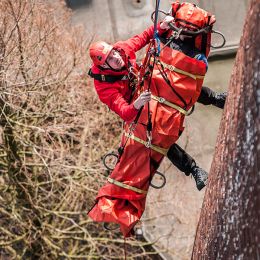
xmin=102 ymin=152 xmax=119 ymax=171
xmin=150 ymin=171 xmax=167 ymax=189
xmin=211 ymin=30 xmax=226 ymax=48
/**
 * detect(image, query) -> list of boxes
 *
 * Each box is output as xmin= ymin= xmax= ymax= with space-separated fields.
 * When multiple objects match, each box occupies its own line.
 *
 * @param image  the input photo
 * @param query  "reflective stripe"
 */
xmin=158 ymin=60 xmax=205 ymax=80
xmin=151 ymin=94 xmax=189 ymax=115
xmin=125 ymin=133 xmax=168 ymax=156
xmin=107 ymin=177 xmax=147 ymax=194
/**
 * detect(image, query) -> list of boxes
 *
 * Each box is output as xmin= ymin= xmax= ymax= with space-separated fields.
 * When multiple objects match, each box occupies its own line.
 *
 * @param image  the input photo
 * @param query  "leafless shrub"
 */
xmin=0 ymin=0 xmax=156 ymax=259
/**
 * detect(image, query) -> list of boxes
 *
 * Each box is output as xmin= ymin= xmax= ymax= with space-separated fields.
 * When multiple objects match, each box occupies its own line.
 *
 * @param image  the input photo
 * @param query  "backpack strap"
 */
xmin=88 ymin=69 xmax=128 ymax=83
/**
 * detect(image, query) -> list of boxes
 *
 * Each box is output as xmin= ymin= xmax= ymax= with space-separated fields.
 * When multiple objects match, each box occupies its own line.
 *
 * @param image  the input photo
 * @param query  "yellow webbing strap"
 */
xmin=125 ymin=133 xmax=168 ymax=156
xmin=151 ymin=94 xmax=189 ymax=115
xmin=157 ymin=60 xmax=205 ymax=80
xmin=107 ymin=177 xmax=147 ymax=194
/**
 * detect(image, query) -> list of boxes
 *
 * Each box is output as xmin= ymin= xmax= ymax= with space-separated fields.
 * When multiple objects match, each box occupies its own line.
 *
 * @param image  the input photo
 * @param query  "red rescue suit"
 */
xmin=88 ymin=27 xmax=207 ymax=237
xmin=91 ymin=24 xmax=166 ymax=122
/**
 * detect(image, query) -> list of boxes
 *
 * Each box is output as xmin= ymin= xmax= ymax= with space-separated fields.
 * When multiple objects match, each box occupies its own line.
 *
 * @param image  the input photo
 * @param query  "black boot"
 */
xmin=212 ymin=91 xmax=227 ymax=109
xmin=167 ymin=143 xmax=194 ymax=176
xmin=190 ymin=163 xmax=208 ymax=191
xmin=167 ymin=144 xmax=208 ymax=191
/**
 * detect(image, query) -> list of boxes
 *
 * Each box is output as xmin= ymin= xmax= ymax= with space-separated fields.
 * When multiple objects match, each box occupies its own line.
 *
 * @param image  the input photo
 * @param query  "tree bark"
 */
xmin=192 ymin=0 xmax=260 ymax=259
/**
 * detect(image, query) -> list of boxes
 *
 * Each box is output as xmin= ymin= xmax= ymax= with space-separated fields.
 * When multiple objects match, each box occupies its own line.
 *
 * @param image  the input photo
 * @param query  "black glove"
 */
xmin=213 ymin=91 xmax=227 ymax=109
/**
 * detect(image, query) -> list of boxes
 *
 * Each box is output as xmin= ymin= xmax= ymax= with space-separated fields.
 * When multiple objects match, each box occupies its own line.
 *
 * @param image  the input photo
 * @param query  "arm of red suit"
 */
xmin=95 ymin=82 xmax=138 ymax=122
xmin=119 ymin=23 xmax=167 ymax=53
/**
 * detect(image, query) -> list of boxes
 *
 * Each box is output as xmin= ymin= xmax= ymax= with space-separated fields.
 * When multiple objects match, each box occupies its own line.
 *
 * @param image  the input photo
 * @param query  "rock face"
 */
xmin=192 ymin=1 xmax=260 ymax=259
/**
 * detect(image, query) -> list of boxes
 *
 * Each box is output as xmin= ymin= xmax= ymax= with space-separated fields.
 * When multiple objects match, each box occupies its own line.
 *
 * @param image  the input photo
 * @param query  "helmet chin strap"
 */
xmin=103 ymin=61 xmax=126 ymax=72
xmin=105 ymin=61 xmax=117 ymax=71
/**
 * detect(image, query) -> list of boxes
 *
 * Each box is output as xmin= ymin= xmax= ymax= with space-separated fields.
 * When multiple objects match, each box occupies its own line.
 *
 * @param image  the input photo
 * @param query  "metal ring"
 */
xmin=211 ymin=30 xmax=226 ymax=49
xmin=186 ymin=105 xmax=195 ymax=116
xmin=103 ymin=222 xmax=120 ymax=231
xmin=102 ymin=152 xmax=119 ymax=171
xmin=150 ymin=171 xmax=166 ymax=189
xmin=158 ymin=97 xmax=165 ymax=103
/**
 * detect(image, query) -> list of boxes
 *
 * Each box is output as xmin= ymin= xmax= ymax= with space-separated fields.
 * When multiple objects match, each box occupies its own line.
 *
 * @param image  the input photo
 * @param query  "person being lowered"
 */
xmin=88 ymin=16 xmax=226 ymax=191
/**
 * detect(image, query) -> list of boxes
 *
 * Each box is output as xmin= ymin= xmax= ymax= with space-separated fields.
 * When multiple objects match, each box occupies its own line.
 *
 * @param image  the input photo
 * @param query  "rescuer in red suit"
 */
xmin=88 ymin=16 xmax=226 ymax=191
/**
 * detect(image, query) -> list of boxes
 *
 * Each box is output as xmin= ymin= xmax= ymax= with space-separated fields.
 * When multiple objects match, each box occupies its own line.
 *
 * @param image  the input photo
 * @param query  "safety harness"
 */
xmin=88 ymin=69 xmax=128 ymax=83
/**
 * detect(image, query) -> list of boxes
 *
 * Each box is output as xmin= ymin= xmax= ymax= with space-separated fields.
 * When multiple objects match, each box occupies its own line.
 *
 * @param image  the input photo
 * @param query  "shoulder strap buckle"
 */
xmin=101 ymin=75 xmax=106 ymax=81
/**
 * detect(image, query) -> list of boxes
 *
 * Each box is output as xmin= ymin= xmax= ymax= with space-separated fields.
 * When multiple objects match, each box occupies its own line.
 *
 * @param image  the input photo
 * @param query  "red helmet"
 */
xmin=89 ymin=41 xmax=113 ymax=66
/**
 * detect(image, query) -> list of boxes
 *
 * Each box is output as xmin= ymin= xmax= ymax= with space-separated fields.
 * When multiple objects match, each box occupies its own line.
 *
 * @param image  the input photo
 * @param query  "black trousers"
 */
xmin=197 ymin=86 xmax=217 ymax=105
xmin=167 ymin=143 xmax=195 ymax=175
xmin=166 ymin=86 xmax=217 ymax=174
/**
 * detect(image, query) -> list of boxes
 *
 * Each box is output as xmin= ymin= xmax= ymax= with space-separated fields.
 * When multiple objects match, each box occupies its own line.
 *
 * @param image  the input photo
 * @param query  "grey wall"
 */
xmin=70 ymin=0 xmax=248 ymax=55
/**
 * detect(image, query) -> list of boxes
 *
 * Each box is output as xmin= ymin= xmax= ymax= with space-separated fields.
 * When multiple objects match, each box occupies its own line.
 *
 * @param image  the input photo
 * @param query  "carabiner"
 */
xmin=129 ymin=66 xmax=138 ymax=78
xmin=173 ymin=28 xmax=183 ymax=39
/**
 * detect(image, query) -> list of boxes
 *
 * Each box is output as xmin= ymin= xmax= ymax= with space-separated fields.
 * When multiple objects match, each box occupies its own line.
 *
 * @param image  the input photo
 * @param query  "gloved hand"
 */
xmin=213 ymin=91 xmax=227 ymax=109
xmin=194 ymin=54 xmax=208 ymax=71
xmin=133 ymin=91 xmax=151 ymax=110
xmin=160 ymin=16 xmax=174 ymax=30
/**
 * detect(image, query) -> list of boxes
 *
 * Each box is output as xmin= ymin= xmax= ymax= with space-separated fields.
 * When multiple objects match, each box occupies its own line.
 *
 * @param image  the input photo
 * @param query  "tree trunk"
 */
xmin=192 ymin=0 xmax=260 ymax=259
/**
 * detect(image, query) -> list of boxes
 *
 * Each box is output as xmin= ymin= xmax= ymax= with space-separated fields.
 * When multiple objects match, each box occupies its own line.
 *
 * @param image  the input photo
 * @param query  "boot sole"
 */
xmin=197 ymin=179 xmax=208 ymax=191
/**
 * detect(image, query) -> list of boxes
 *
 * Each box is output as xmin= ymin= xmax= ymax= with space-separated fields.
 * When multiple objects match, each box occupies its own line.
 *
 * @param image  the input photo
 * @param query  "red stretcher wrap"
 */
xmin=88 ymin=46 xmax=207 ymax=237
